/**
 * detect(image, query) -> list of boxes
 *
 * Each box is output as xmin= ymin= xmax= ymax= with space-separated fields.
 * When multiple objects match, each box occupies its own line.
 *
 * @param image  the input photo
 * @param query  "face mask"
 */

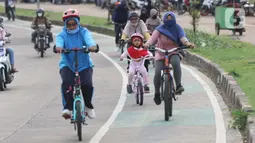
xmin=37 ymin=13 xmax=43 ymax=17
xmin=164 ymin=20 xmax=176 ymax=27
xmin=67 ymin=27 xmax=79 ymax=34
xmin=152 ymin=15 xmax=157 ymax=19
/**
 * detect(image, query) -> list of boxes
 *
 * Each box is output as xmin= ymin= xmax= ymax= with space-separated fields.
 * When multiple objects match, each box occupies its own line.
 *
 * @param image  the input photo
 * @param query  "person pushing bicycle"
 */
xmin=54 ymin=8 xmax=99 ymax=120
xmin=120 ymin=33 xmax=153 ymax=94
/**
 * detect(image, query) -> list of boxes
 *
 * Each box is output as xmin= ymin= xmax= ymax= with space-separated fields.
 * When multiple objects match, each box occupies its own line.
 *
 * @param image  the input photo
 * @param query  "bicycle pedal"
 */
xmin=83 ymin=122 xmax=88 ymax=125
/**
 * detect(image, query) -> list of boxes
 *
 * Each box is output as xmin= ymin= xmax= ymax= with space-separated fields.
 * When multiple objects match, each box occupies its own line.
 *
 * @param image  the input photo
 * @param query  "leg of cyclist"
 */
xmin=140 ymin=65 xmax=150 ymax=92
xmin=114 ymin=23 xmax=119 ymax=48
xmin=127 ymin=64 xmax=135 ymax=94
xmin=79 ymin=67 xmax=96 ymax=119
xmin=126 ymin=42 xmax=132 ymax=73
xmin=153 ymin=60 xmax=164 ymax=105
xmin=60 ymin=67 xmax=75 ymax=119
xmin=170 ymin=54 xmax=184 ymax=93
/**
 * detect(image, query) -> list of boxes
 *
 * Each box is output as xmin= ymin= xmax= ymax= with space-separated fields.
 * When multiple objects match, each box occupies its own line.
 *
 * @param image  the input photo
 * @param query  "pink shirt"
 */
xmin=146 ymin=30 xmax=178 ymax=61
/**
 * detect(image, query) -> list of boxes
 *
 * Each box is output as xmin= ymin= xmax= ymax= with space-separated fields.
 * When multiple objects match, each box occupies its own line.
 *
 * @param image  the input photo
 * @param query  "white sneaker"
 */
xmin=86 ymin=108 xmax=96 ymax=119
xmin=62 ymin=109 xmax=71 ymax=119
xmin=114 ymin=48 xmax=119 ymax=52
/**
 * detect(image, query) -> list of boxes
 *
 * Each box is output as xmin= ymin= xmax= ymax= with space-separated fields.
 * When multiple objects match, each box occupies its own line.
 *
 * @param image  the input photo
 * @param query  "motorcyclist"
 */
xmin=112 ymin=0 xmax=129 ymax=48
xmin=0 ymin=27 xmax=18 ymax=73
xmin=31 ymin=8 xmax=53 ymax=49
xmin=146 ymin=9 xmax=162 ymax=34
xmin=119 ymin=11 xmax=151 ymax=73
xmin=54 ymin=9 xmax=99 ymax=119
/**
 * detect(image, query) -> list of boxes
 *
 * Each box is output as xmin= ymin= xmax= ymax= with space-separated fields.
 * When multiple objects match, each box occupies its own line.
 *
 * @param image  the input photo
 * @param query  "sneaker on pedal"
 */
xmin=62 ymin=109 xmax=71 ymax=119
xmin=144 ymin=85 xmax=150 ymax=93
xmin=126 ymin=84 xmax=133 ymax=94
xmin=86 ymin=108 xmax=96 ymax=119
xmin=176 ymin=84 xmax=184 ymax=94
xmin=154 ymin=93 xmax=161 ymax=105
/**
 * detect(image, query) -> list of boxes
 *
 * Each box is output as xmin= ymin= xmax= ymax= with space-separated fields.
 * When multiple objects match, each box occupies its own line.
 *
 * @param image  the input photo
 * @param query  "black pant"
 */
xmin=31 ymin=30 xmax=53 ymax=43
xmin=126 ymin=42 xmax=149 ymax=72
xmin=6 ymin=6 xmax=15 ymax=20
xmin=114 ymin=23 xmax=126 ymax=45
xmin=60 ymin=67 xmax=94 ymax=110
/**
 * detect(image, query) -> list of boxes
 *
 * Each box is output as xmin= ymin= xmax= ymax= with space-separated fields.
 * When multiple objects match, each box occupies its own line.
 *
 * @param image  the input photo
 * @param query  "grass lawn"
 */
xmin=0 ymin=5 xmax=114 ymax=28
xmin=1 ymin=6 xmax=255 ymax=111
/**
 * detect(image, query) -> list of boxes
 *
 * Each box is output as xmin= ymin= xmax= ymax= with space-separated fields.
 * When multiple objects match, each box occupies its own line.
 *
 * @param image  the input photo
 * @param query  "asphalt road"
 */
xmin=0 ymin=18 xmax=242 ymax=143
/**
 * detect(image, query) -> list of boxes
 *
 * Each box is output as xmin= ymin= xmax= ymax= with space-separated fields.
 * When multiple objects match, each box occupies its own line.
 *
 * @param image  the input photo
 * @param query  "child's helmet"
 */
xmin=62 ymin=9 xmax=80 ymax=21
xmin=131 ymin=33 xmax=144 ymax=41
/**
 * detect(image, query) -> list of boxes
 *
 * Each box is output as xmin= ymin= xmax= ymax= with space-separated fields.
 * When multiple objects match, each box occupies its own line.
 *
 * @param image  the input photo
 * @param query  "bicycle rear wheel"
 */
xmin=138 ymin=80 xmax=144 ymax=106
xmin=76 ymin=101 xmax=82 ymax=141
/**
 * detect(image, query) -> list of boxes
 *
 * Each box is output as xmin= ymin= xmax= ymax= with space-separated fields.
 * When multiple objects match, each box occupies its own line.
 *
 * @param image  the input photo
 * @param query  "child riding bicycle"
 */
xmin=120 ymin=33 xmax=153 ymax=93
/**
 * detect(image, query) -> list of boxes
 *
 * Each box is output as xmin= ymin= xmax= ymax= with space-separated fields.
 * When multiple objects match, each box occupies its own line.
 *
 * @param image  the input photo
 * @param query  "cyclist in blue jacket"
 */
xmin=54 ymin=8 xmax=99 ymax=120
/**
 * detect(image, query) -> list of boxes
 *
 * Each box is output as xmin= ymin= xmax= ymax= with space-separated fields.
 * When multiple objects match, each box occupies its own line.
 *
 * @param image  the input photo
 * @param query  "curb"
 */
xmin=1 ymin=13 xmax=255 ymax=142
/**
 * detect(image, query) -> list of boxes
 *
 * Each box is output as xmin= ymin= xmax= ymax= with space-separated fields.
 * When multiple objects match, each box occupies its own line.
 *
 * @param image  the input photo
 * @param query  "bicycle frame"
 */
xmin=61 ymin=47 xmax=90 ymax=122
xmin=124 ymin=56 xmax=152 ymax=92
xmin=155 ymin=47 xmax=188 ymax=99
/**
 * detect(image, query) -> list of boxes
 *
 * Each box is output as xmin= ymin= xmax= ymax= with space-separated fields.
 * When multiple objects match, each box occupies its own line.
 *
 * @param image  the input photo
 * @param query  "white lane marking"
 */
xmin=6 ymin=20 xmax=226 ymax=143
xmin=181 ymin=65 xmax=226 ymax=143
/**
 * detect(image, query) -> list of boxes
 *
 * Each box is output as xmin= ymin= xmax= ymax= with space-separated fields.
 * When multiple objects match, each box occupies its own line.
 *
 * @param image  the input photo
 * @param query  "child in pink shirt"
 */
xmin=120 ymin=33 xmax=153 ymax=93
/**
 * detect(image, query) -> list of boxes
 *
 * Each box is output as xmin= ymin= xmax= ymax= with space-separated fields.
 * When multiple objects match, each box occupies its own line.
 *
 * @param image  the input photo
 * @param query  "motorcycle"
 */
xmin=0 ymin=33 xmax=14 ymax=91
xmin=200 ymin=0 xmax=214 ymax=16
xmin=35 ymin=24 xmax=50 ymax=58
xmin=241 ymin=1 xmax=254 ymax=16
xmin=7 ymin=4 xmax=15 ymax=21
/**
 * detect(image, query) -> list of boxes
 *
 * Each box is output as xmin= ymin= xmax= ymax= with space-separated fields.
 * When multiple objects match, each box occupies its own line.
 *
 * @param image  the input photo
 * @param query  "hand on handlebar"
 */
xmin=185 ymin=42 xmax=195 ymax=49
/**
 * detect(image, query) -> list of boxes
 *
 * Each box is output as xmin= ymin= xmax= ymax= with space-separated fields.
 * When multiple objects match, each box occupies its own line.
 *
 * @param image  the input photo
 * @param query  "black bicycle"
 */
xmin=53 ymin=45 xmax=99 ymax=141
xmin=155 ymin=46 xmax=190 ymax=121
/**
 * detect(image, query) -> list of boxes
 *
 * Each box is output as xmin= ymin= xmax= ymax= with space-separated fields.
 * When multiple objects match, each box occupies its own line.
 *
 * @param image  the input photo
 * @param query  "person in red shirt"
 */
xmin=120 ymin=33 xmax=153 ymax=94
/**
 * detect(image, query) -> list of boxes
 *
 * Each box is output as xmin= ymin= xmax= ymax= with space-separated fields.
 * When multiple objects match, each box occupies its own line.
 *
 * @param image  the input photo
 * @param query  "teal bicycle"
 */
xmin=53 ymin=45 xmax=99 ymax=141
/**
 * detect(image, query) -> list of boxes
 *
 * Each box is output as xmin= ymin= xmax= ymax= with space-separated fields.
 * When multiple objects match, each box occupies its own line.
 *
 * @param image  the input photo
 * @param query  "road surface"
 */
xmin=0 ymin=18 xmax=242 ymax=143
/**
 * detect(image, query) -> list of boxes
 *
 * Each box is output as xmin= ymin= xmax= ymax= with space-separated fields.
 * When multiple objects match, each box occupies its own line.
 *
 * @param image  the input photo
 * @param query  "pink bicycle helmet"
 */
xmin=131 ymin=33 xmax=144 ymax=41
xmin=62 ymin=8 xmax=80 ymax=21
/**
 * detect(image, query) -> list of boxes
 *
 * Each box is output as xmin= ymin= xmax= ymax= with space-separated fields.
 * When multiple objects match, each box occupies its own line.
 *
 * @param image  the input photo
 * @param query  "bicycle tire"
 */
xmin=163 ymin=74 xmax=170 ymax=121
xmin=169 ymin=75 xmax=174 ymax=117
xmin=76 ymin=101 xmax=82 ymax=141
xmin=138 ymin=80 xmax=144 ymax=106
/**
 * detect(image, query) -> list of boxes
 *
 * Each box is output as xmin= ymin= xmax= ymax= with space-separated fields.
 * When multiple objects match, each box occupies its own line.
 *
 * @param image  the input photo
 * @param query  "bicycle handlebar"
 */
xmin=53 ymin=44 xmax=100 ymax=54
xmin=155 ymin=46 xmax=190 ymax=54
xmin=121 ymin=56 xmax=154 ymax=62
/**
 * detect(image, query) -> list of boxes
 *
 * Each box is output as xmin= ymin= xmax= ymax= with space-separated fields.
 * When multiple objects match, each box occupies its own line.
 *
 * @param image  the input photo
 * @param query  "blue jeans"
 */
xmin=6 ymin=48 xmax=14 ymax=65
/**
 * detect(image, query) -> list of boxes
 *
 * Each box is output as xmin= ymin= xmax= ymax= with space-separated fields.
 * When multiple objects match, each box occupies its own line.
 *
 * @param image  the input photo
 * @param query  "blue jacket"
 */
xmin=56 ymin=18 xmax=96 ymax=72
xmin=112 ymin=3 xmax=128 ymax=23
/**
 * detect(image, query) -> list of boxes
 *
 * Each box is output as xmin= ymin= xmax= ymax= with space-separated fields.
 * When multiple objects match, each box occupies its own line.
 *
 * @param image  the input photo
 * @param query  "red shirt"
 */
xmin=127 ymin=46 xmax=149 ymax=59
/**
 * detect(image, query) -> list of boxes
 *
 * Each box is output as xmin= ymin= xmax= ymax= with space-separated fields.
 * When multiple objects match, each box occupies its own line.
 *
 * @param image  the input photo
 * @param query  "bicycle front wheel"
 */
xmin=76 ymin=101 xmax=82 ymax=141
xmin=163 ymin=74 xmax=172 ymax=121
xmin=138 ymin=80 xmax=144 ymax=106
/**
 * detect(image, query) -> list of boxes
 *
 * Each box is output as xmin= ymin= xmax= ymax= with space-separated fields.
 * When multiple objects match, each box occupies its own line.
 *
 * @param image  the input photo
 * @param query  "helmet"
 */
xmin=131 ymin=33 xmax=144 ymax=41
xmin=36 ymin=8 xmax=44 ymax=16
xmin=128 ymin=11 xmax=139 ymax=20
xmin=62 ymin=9 xmax=80 ymax=21
xmin=36 ymin=8 xmax=44 ymax=13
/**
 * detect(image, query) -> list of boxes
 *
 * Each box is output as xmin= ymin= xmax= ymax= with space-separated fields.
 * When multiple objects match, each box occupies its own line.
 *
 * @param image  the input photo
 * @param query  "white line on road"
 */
xmin=6 ymin=20 xmax=226 ymax=143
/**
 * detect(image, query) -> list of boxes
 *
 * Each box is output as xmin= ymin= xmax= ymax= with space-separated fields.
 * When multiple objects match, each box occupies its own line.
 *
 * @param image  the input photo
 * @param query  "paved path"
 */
xmin=0 ymin=17 xmax=242 ymax=143
xmin=8 ymin=2 xmax=255 ymax=45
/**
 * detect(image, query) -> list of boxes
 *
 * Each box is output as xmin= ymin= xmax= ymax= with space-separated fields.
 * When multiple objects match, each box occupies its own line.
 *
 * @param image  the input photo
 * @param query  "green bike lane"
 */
xmin=1 ymin=19 xmax=242 ymax=143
